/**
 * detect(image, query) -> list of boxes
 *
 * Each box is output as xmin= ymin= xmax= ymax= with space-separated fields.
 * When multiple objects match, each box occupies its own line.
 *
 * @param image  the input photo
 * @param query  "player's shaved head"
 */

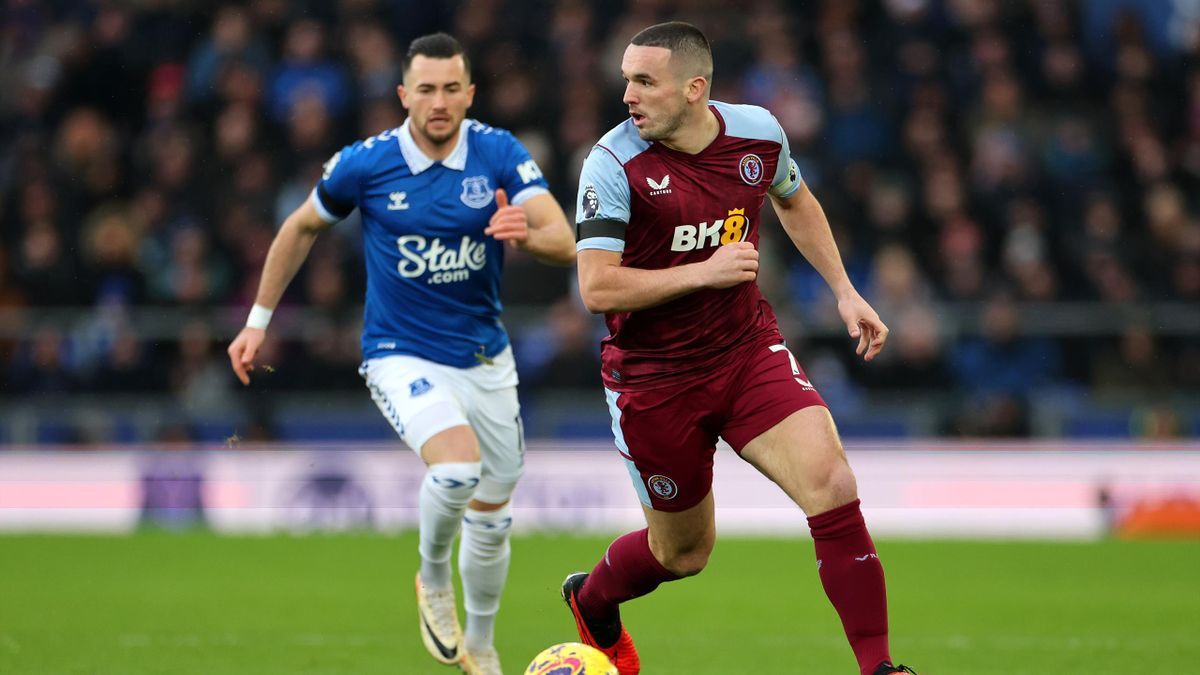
xmin=403 ymin=32 xmax=471 ymax=82
xmin=630 ymin=21 xmax=713 ymax=86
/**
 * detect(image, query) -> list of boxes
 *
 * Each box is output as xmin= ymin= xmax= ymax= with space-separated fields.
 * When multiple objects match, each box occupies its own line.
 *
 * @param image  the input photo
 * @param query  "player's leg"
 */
xmin=418 ymin=426 xmax=482 ymax=588
xmin=739 ymin=406 xmax=856 ymax=514
xmin=723 ymin=341 xmax=910 ymax=675
xmin=563 ymin=385 xmax=717 ymax=674
xmin=413 ymin=426 xmax=481 ymax=666
xmin=563 ymin=495 xmax=712 ymax=675
xmin=580 ymin=489 xmax=715 ymax=619
xmin=361 ymin=357 xmax=481 ymax=665
xmin=456 ymin=384 xmax=523 ymax=673
xmin=739 ymin=406 xmax=896 ymax=675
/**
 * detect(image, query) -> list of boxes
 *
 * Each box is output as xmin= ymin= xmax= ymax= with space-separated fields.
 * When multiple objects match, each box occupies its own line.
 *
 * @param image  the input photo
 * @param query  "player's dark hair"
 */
xmin=630 ymin=21 xmax=713 ymax=81
xmin=403 ymin=32 xmax=471 ymax=80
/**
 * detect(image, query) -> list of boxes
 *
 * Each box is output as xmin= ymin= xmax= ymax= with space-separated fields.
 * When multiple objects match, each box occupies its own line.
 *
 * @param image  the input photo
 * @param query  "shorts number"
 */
xmin=768 ymin=344 xmax=814 ymax=388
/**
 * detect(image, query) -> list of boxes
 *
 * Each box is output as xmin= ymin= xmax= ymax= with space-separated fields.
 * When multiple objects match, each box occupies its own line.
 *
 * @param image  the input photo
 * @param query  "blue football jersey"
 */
xmin=311 ymin=118 xmax=550 ymax=367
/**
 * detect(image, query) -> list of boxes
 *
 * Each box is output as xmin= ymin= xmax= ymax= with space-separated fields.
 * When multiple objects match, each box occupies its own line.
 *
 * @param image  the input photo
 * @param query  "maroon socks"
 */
xmin=576 ymin=503 xmax=891 ymax=673
xmin=577 ymin=528 xmax=679 ymax=626
xmin=808 ymin=499 xmax=891 ymax=675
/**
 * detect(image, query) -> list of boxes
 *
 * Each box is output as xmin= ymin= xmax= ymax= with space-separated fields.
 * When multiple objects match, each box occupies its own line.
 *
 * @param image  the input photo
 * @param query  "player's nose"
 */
xmin=622 ymin=83 xmax=637 ymax=105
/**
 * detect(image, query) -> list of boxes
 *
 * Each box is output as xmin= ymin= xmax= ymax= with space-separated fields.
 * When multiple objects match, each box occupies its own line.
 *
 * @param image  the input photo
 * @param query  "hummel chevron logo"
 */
xmin=387 ymin=191 xmax=410 ymax=210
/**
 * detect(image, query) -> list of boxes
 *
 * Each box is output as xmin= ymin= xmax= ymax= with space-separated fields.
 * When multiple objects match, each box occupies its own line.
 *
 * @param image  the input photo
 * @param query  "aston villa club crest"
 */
xmin=739 ymin=153 xmax=764 ymax=185
xmin=647 ymin=474 xmax=678 ymax=500
xmin=460 ymin=175 xmax=494 ymax=208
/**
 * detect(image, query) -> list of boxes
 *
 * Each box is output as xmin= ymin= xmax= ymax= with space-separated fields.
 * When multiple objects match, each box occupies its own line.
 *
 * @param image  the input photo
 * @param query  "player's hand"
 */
xmin=227 ymin=327 xmax=266 ymax=385
xmin=837 ymin=292 xmax=889 ymax=362
xmin=701 ymin=242 xmax=758 ymax=289
xmin=485 ymin=188 xmax=528 ymax=247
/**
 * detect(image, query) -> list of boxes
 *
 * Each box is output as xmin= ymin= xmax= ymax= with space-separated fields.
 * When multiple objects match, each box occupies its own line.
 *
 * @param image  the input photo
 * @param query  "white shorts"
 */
xmin=359 ymin=346 xmax=524 ymax=502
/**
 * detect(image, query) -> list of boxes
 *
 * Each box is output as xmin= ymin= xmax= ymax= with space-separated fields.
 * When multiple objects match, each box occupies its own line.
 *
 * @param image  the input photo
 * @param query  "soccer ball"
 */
xmin=525 ymin=642 xmax=617 ymax=674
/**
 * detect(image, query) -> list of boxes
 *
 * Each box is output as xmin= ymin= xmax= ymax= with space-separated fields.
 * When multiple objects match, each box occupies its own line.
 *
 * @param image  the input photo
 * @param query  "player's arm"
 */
xmin=576 ymin=244 xmax=756 ymax=314
xmin=489 ymin=134 xmax=575 ymax=265
xmin=227 ymin=195 xmax=334 ymax=384
xmin=770 ymin=180 xmax=889 ymax=361
xmin=573 ymin=143 xmax=755 ymax=313
xmin=518 ymin=193 xmax=575 ymax=264
xmin=485 ymin=190 xmax=575 ymax=265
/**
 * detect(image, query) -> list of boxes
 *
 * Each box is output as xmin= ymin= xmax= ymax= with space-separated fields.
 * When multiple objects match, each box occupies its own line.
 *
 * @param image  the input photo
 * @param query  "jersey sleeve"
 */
xmin=311 ymin=141 xmax=367 ymax=223
xmin=496 ymin=132 xmax=550 ymax=206
xmin=575 ymin=146 xmax=630 ymax=253
xmin=768 ymin=118 xmax=802 ymax=199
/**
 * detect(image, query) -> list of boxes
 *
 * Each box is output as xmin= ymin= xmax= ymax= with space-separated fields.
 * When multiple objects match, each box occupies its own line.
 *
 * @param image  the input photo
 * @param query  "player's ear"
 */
xmin=397 ymin=84 xmax=410 ymax=109
xmin=465 ymin=82 xmax=476 ymax=108
xmin=686 ymin=75 xmax=708 ymax=104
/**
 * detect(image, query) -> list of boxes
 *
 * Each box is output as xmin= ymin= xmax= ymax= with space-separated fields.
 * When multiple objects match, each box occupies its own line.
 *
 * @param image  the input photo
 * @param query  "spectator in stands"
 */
xmin=951 ymin=292 xmax=1062 ymax=398
xmin=8 ymin=327 xmax=76 ymax=395
xmin=186 ymin=5 xmax=272 ymax=105
xmin=267 ymin=19 xmax=350 ymax=122
xmin=1092 ymin=324 xmax=1173 ymax=396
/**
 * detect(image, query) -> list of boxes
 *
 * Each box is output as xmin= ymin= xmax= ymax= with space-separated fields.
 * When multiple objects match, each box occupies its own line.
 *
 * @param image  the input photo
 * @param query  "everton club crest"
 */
xmin=460 ymin=175 xmax=494 ymax=208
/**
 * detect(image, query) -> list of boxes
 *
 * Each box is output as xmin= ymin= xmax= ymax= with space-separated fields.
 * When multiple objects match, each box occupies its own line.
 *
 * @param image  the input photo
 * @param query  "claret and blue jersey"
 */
xmin=574 ymin=100 xmax=803 ymax=389
xmin=312 ymin=118 xmax=549 ymax=368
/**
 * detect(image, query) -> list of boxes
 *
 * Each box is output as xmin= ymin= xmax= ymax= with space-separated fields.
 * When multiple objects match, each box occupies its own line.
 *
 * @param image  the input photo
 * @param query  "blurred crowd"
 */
xmin=1 ymin=0 xmax=1198 ymax=440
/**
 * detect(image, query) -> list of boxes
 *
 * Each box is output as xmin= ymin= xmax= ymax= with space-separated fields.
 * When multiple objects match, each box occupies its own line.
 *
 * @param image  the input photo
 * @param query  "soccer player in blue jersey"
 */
xmin=227 ymin=33 xmax=575 ymax=675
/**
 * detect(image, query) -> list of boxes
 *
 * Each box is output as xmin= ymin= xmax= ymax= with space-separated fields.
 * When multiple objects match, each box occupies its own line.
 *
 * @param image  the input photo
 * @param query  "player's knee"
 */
xmin=423 ymin=461 xmax=482 ymax=507
xmin=473 ymin=453 xmax=522 ymax=504
xmin=804 ymin=460 xmax=858 ymax=513
xmin=827 ymin=461 xmax=858 ymax=499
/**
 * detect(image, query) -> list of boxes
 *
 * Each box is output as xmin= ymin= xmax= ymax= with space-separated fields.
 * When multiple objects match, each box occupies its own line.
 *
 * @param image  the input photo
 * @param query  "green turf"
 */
xmin=1 ymin=533 xmax=1197 ymax=674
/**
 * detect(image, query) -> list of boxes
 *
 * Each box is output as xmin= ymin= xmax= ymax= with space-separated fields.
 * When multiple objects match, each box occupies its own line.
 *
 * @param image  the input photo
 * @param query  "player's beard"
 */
xmin=637 ymin=105 xmax=686 ymax=142
xmin=417 ymin=117 xmax=459 ymax=147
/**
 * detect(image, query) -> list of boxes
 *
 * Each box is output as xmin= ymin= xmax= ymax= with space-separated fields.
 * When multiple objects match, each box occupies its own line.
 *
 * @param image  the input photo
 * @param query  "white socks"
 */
xmin=459 ymin=503 xmax=513 ymax=653
xmin=417 ymin=461 xmax=481 ymax=588
xmin=416 ymin=462 xmax=511 ymax=652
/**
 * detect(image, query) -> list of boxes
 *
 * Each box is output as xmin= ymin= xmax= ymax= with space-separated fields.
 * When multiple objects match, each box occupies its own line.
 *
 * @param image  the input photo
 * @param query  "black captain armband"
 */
xmin=576 ymin=218 xmax=627 ymax=242
xmin=316 ymin=183 xmax=355 ymax=220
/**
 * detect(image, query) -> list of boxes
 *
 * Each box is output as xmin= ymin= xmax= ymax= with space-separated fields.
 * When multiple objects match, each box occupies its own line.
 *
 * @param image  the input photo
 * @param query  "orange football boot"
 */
xmin=561 ymin=572 xmax=640 ymax=675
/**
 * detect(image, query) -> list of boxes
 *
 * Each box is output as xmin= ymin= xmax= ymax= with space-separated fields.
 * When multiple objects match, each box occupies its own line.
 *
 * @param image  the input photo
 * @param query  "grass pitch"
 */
xmin=1 ymin=533 xmax=1197 ymax=674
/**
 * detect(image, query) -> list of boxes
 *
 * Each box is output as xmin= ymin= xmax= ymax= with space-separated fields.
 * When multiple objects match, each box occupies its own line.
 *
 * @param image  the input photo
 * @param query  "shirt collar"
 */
xmin=398 ymin=118 xmax=471 ymax=174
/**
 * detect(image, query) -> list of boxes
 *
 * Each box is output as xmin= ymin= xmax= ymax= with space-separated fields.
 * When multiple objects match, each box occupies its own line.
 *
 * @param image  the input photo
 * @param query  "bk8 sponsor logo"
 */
xmin=670 ymin=208 xmax=749 ymax=252
xmin=396 ymin=234 xmax=487 ymax=285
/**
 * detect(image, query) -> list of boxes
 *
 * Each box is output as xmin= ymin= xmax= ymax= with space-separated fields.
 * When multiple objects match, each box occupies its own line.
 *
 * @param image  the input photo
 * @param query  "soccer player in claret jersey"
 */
xmin=563 ymin=22 xmax=916 ymax=675
xmin=227 ymin=33 xmax=575 ymax=675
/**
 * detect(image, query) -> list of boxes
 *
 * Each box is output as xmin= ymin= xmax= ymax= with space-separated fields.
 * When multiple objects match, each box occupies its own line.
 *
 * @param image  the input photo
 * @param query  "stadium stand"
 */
xmin=0 ymin=0 xmax=1197 ymax=443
